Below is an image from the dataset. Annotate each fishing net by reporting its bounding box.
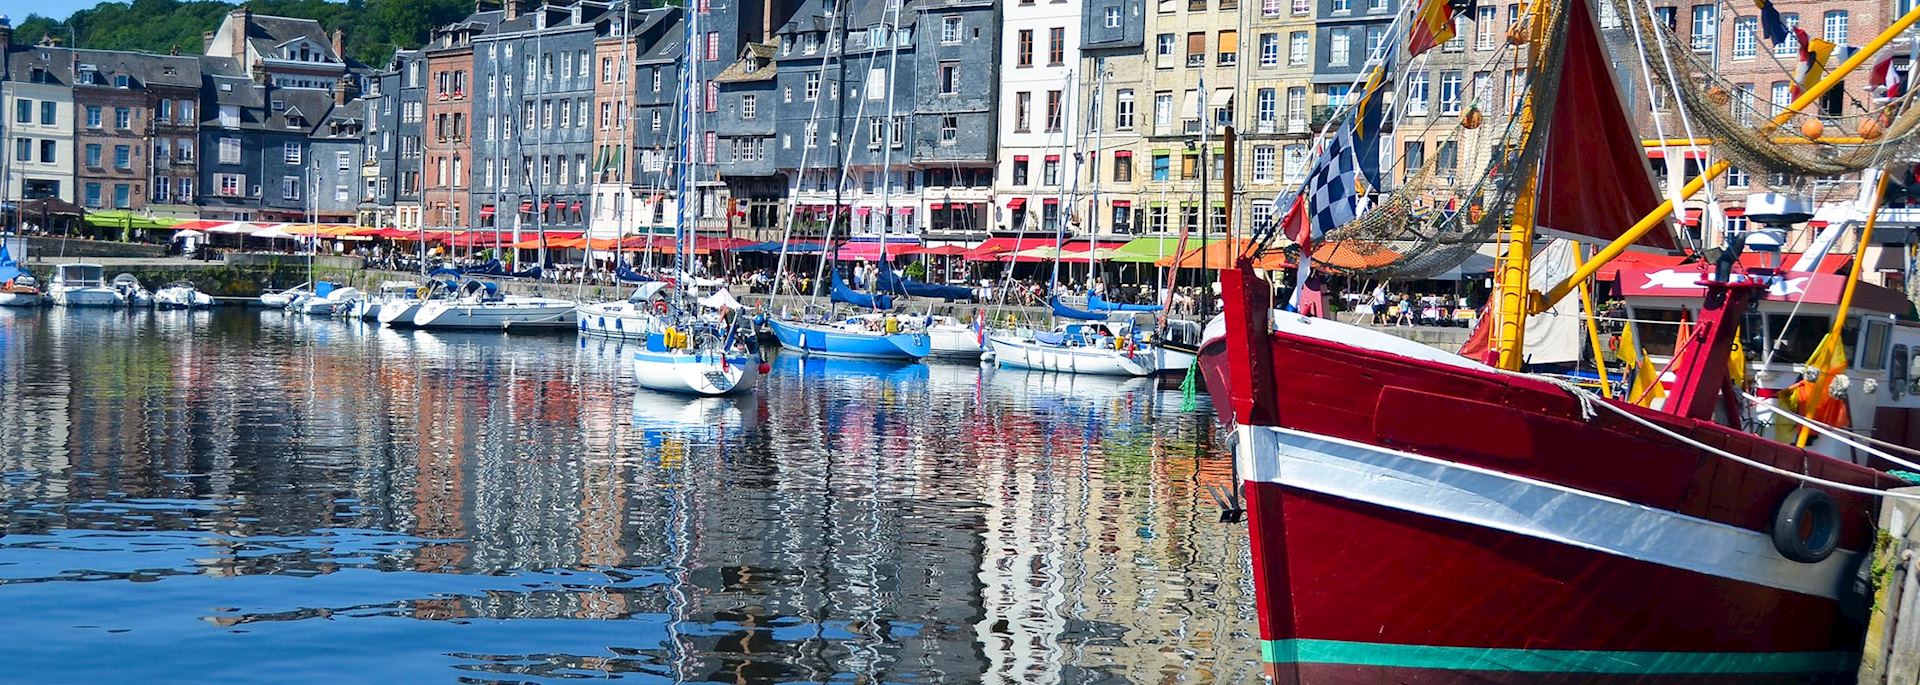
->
[1293,2,1571,280]
[1608,0,1920,178]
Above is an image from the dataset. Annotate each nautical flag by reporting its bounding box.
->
[1408,0,1457,58]
[1755,0,1790,45]
[973,307,987,347]
[1290,125,1359,312]
[1351,51,1395,190]
[1870,54,1907,102]
[1790,28,1836,99]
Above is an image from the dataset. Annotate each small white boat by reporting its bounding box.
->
[260,282,311,308]
[926,313,986,360]
[296,284,358,316]
[987,318,1198,377]
[110,273,152,307]
[630,317,765,396]
[578,281,669,339]
[347,281,423,321]
[50,264,123,307]
[152,282,214,309]
[412,281,577,330]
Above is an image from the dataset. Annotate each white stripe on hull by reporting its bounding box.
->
[1234,424,1858,600]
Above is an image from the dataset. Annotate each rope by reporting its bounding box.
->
[1738,389,1920,472]
[1548,382,1920,501]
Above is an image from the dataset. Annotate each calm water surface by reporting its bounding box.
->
[0,308,1254,684]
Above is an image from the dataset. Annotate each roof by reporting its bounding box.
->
[713,42,777,83]
[72,49,202,89]
[4,45,75,85]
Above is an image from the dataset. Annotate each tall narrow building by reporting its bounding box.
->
[995,0,1080,237]
[422,15,491,230]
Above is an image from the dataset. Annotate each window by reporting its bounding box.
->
[742,94,757,119]
[1106,7,1122,28]
[940,62,960,95]
[114,184,130,209]
[1152,152,1171,181]
[1403,141,1426,175]
[941,115,959,144]
[178,139,193,161]
[114,107,131,129]
[215,173,244,196]
[40,101,55,125]
[1046,90,1063,131]
[1114,151,1133,182]
[1330,28,1351,67]
[1440,71,1463,114]
[1406,71,1430,115]
[1726,164,1750,187]
[13,99,27,123]
[1776,13,1800,56]
[1476,7,1499,49]
[283,175,302,200]
[1735,83,1756,125]
[1018,30,1034,67]
[1256,88,1277,132]
[1253,145,1276,182]
[84,183,102,208]
[1013,156,1030,185]
[1287,87,1307,129]
[942,16,962,44]
[1049,27,1065,66]
[1690,5,1716,52]
[1044,156,1061,185]
[1653,6,1677,30]
[1771,81,1791,115]
[85,144,102,168]
[1154,91,1174,133]
[1148,204,1168,233]
[85,106,102,128]
[1824,10,1848,45]
[1436,140,1458,175]
[1264,0,1283,15]
[113,145,130,170]
[1156,34,1177,68]
[1187,32,1206,67]
[1332,0,1350,12]
[1260,33,1280,67]
[706,32,720,61]
[1015,91,1032,131]
[1289,32,1308,66]
[1116,90,1135,129]
[1732,17,1757,59]
[805,72,821,100]
[219,138,241,164]
[652,110,663,131]
[284,142,302,165]
[1181,150,1199,179]
[705,82,718,112]
[1218,30,1238,66]
[1367,25,1387,60]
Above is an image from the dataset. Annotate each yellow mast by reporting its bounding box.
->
[1537,4,1920,312]
[1795,168,1894,446]
[1486,0,1552,370]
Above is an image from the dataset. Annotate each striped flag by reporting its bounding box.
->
[1407,0,1457,57]
[1790,27,1836,99]
[1351,50,1394,190]
[1754,0,1790,45]
[1870,54,1907,102]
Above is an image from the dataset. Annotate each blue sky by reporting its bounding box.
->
[16,1,105,20]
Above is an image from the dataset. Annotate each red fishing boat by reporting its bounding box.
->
[1197,0,1920,681]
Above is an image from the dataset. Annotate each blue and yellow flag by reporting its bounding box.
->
[1351,52,1394,190]
[1408,0,1456,57]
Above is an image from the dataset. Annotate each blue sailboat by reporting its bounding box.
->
[1086,289,1160,313]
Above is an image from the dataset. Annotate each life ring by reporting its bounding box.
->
[1771,487,1840,563]
[653,299,670,315]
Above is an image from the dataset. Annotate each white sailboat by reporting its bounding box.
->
[411,280,578,329]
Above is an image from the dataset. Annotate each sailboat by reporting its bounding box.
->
[764,0,930,362]
[0,242,45,307]
[1199,0,1920,682]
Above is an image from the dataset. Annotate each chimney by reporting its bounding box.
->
[504,0,519,22]
[201,31,214,53]
[330,29,344,60]
[230,7,250,60]
[334,75,351,105]
[251,59,268,85]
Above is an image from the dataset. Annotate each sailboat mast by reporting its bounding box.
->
[1484,0,1550,371]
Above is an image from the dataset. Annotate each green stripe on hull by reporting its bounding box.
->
[1261,639,1855,674]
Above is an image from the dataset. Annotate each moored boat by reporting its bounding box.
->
[259,282,311,308]
[50,264,122,307]
[152,282,214,309]
[411,280,577,330]
[767,313,931,360]
[0,244,44,307]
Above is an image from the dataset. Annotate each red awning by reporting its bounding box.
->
[571,201,584,212]
[1114,150,1133,158]
[1680,208,1703,227]
[1112,200,1132,207]
[520,201,534,212]
[480,205,496,217]
[1645,149,1708,159]
[1724,206,1745,217]
[1013,155,1029,162]
[836,240,918,261]
[856,207,873,216]
[962,236,1053,261]
[1045,154,1060,162]
[1006,198,1027,211]
[1042,198,1059,205]
[928,203,946,210]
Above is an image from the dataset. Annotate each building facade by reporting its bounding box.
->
[422,19,486,230]
[472,2,604,239]
[2,30,77,204]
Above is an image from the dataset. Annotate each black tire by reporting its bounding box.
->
[1771,487,1840,564]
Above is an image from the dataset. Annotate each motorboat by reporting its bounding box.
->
[50,264,123,307]
[987,316,1197,377]
[925,313,986,360]
[152,282,214,309]
[259,282,311,308]
[294,282,356,316]
[110,273,152,307]
[411,280,577,330]
[346,280,422,321]
[578,281,669,339]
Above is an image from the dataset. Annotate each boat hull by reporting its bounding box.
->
[926,323,985,359]
[578,302,657,339]
[631,348,759,396]
[1196,309,1885,685]
[767,318,930,360]
[0,291,45,307]
[378,301,425,328]
[52,287,123,307]
[413,299,578,330]
[987,335,1193,376]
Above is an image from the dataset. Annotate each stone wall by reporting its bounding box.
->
[18,236,169,259]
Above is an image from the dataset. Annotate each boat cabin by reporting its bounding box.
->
[54,264,106,287]
[1619,265,1920,458]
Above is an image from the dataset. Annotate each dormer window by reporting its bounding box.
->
[113,74,130,88]
[162,66,177,76]
[287,115,306,129]
[271,99,285,111]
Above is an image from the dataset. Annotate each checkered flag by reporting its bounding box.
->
[1303,122,1360,242]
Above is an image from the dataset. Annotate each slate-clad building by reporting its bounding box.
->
[471,1,607,237]
[912,0,998,241]
[589,6,682,238]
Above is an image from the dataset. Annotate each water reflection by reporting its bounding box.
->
[0,308,1254,683]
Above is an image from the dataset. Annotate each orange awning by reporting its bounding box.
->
[1154,238,1257,269]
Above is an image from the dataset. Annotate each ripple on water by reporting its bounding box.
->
[0,308,1253,684]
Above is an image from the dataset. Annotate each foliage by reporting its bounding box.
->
[902,260,926,280]
[12,0,487,67]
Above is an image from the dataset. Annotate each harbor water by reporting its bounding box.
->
[0,308,1255,684]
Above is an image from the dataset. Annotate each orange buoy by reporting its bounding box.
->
[1506,21,1531,45]
[1859,114,1888,140]
[1706,85,1730,106]
[1801,118,1826,139]
[1462,106,1484,130]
